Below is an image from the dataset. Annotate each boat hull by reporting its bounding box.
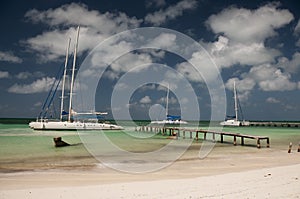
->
[29,121,124,130]
[220,119,250,127]
[151,120,188,125]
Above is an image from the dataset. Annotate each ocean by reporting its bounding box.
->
[0,119,300,173]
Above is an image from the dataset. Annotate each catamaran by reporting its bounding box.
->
[151,84,187,125]
[29,26,123,130]
[220,81,249,127]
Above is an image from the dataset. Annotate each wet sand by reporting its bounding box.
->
[1,144,300,198]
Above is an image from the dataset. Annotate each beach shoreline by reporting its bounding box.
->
[1,163,299,198]
[1,123,300,198]
[1,145,300,198]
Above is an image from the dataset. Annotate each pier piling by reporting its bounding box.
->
[137,126,270,148]
[288,142,292,153]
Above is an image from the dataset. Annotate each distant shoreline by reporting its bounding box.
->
[0,118,300,124]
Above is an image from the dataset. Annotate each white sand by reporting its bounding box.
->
[1,146,300,198]
[1,164,300,199]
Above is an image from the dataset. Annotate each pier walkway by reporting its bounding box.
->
[249,122,300,128]
[136,126,270,148]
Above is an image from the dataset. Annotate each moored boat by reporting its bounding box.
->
[29,26,123,131]
[220,81,249,127]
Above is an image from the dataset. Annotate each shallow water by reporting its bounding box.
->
[0,121,299,172]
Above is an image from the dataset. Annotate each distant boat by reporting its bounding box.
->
[151,84,187,125]
[220,81,249,127]
[29,26,123,131]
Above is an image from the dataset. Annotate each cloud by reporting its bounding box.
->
[227,63,298,95]
[0,71,10,79]
[140,96,152,104]
[15,72,31,79]
[294,20,300,47]
[83,32,177,80]
[203,3,297,95]
[206,35,280,68]
[151,33,177,49]
[145,0,197,26]
[296,39,300,47]
[34,102,43,107]
[176,49,221,83]
[203,3,294,69]
[225,77,255,101]
[139,83,157,91]
[114,82,129,90]
[146,0,166,8]
[23,3,141,63]
[277,52,300,73]
[8,77,56,94]
[15,71,45,79]
[110,52,153,73]
[176,61,202,82]
[294,19,300,35]
[25,3,141,33]
[23,28,81,62]
[249,64,297,91]
[157,96,177,104]
[225,77,255,92]
[0,51,22,63]
[266,97,280,103]
[86,49,154,80]
[206,2,294,43]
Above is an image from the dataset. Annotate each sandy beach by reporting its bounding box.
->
[1,145,300,198]
[1,164,300,199]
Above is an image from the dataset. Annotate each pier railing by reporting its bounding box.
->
[135,126,270,148]
[249,122,300,128]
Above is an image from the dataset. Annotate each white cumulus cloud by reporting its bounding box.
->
[15,71,45,79]
[207,35,280,68]
[0,71,10,79]
[249,64,297,91]
[145,0,197,26]
[294,19,300,35]
[227,63,299,95]
[8,77,56,94]
[277,52,300,73]
[23,3,141,63]
[0,51,22,63]
[140,96,152,104]
[203,3,294,70]
[206,2,294,43]
[266,97,280,103]
[146,0,166,8]
[25,3,141,34]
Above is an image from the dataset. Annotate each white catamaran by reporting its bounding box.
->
[151,84,187,125]
[220,81,249,127]
[29,26,123,130]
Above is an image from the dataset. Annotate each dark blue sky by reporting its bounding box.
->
[0,0,300,121]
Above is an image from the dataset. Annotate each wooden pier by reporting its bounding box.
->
[249,122,300,128]
[136,126,270,148]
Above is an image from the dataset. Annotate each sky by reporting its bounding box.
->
[0,0,300,121]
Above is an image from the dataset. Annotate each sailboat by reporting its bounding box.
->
[220,81,249,127]
[29,26,123,130]
[151,84,187,125]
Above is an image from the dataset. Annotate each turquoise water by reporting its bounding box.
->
[0,121,299,172]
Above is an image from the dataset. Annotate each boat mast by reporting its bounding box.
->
[68,26,80,122]
[233,81,238,121]
[166,84,169,118]
[60,37,71,121]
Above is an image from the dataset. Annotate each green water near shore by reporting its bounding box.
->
[0,120,299,173]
